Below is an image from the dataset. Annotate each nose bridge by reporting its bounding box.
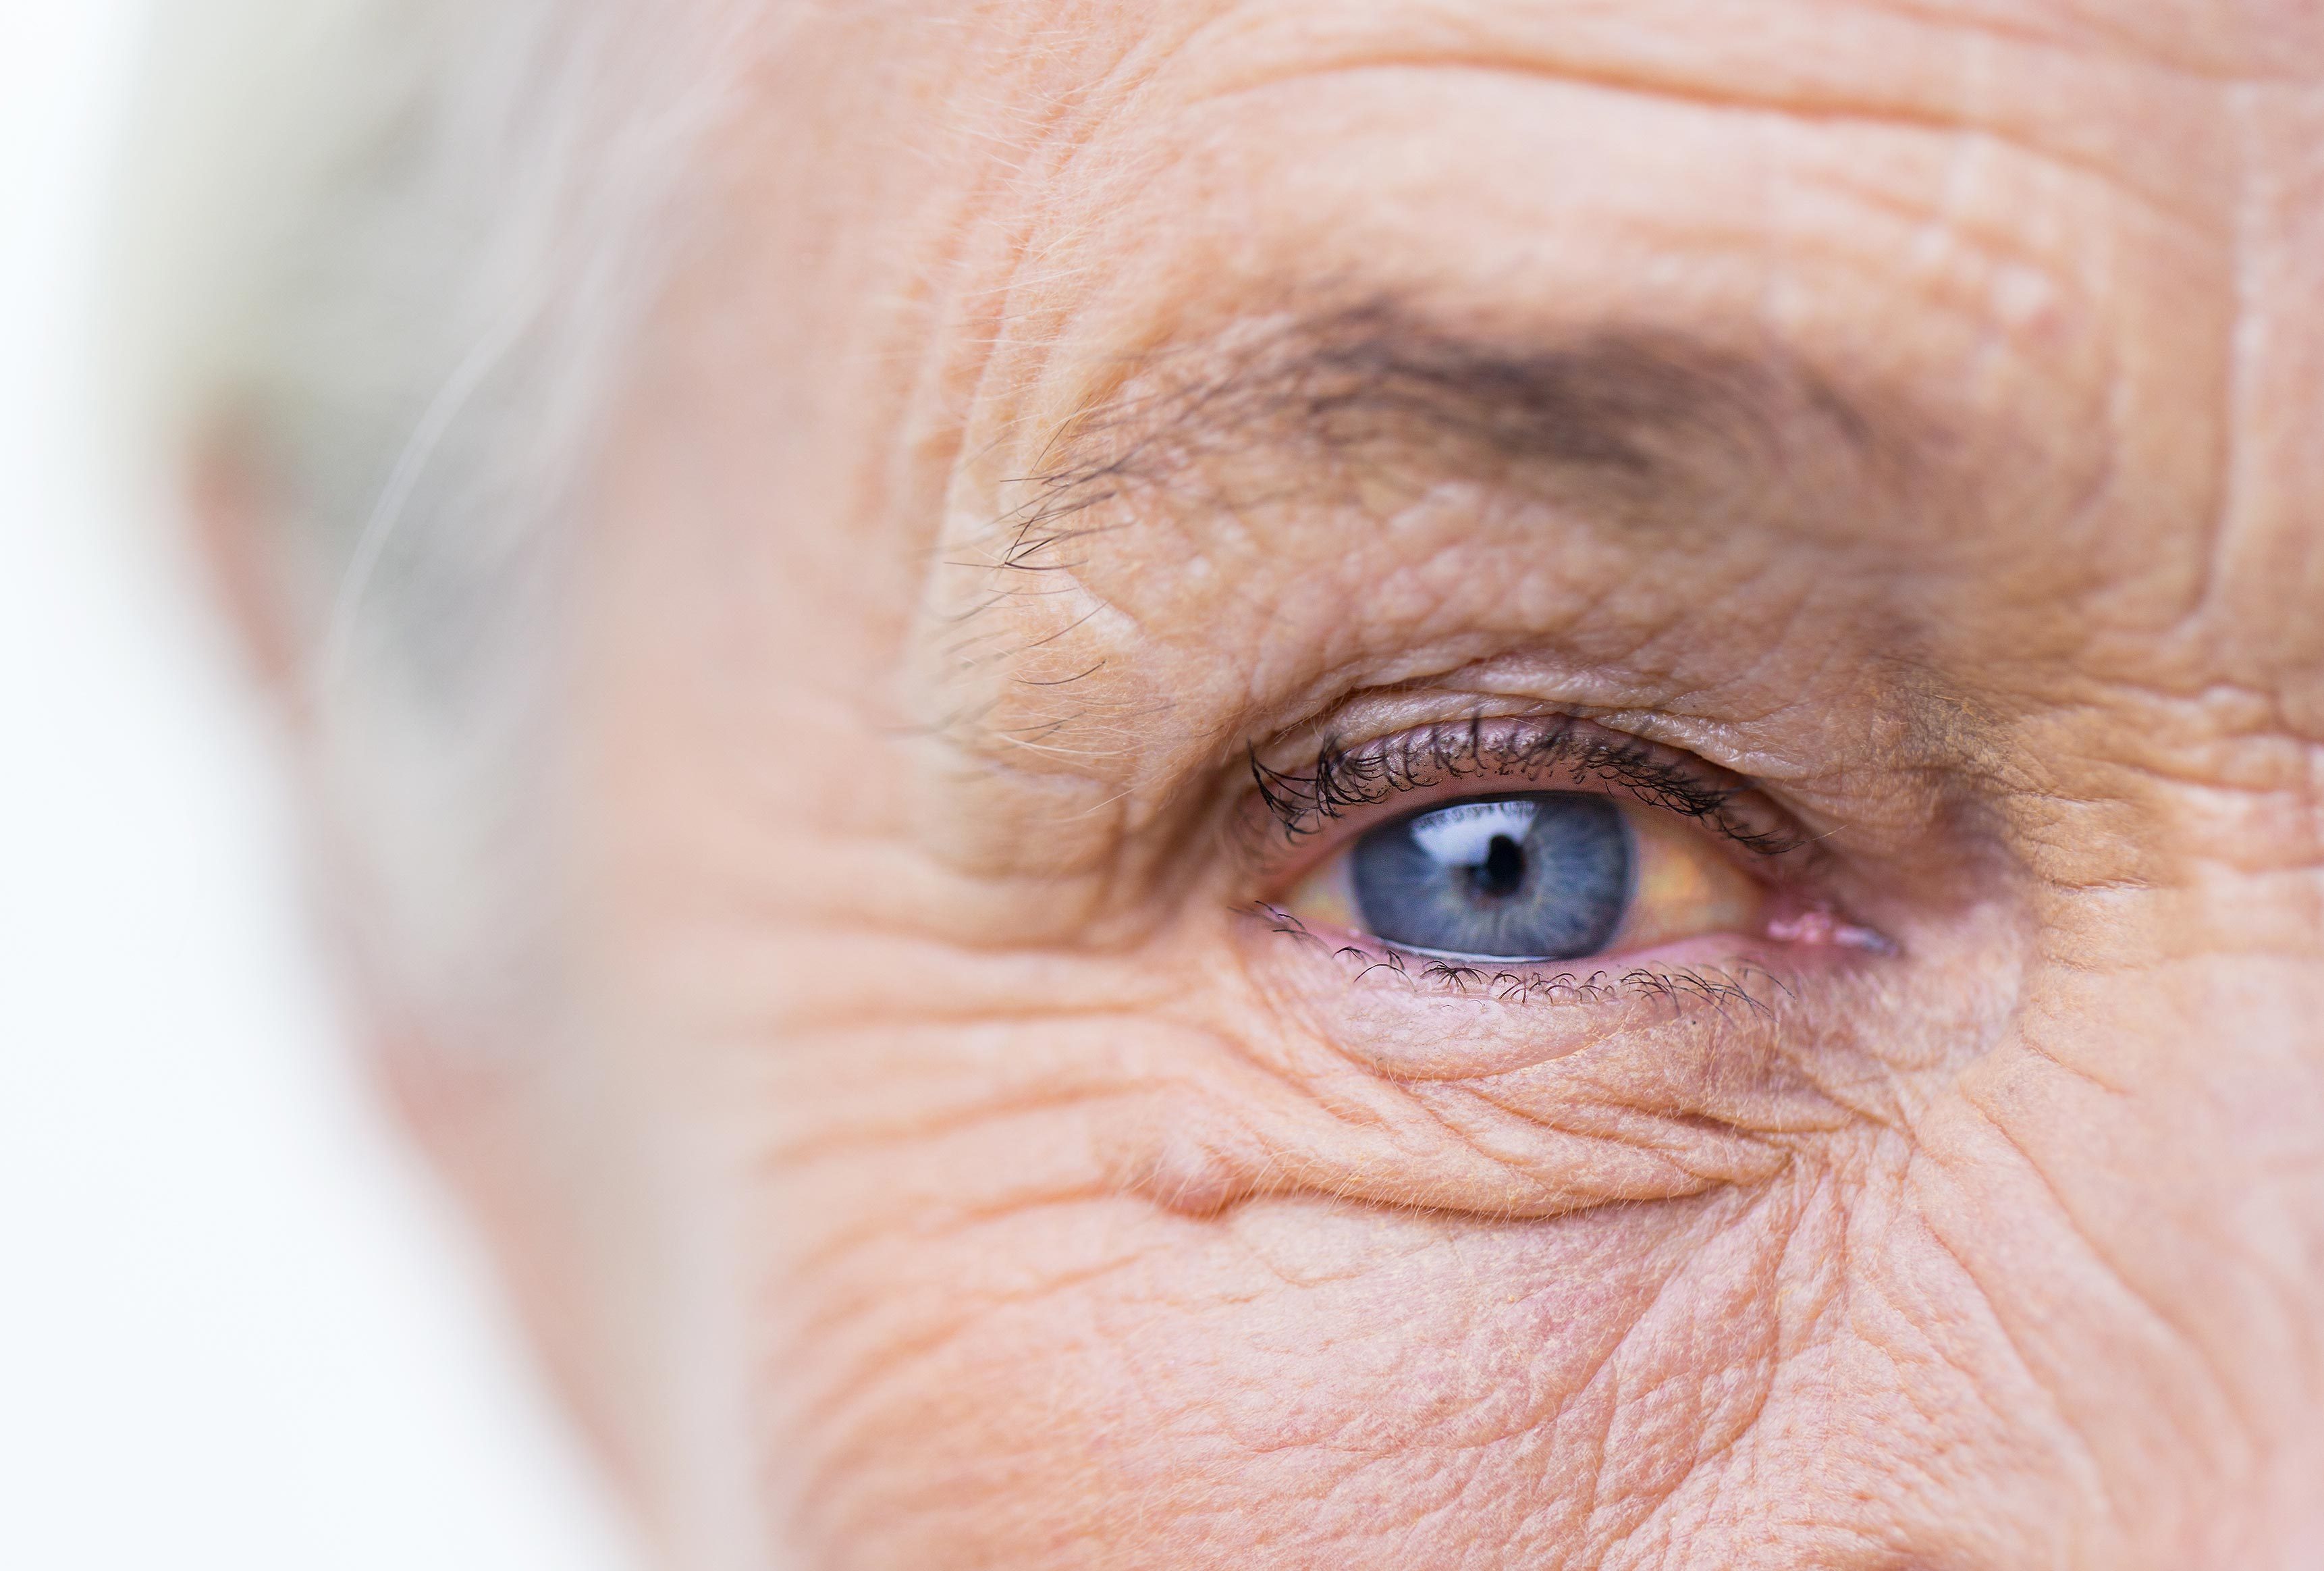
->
[2212,1459,2324,1571]
[1954,940,2324,1562]
[2128,946,2324,1514]
[2170,728,2324,972]
[2200,78,2324,710]
[1950,705,2324,1537]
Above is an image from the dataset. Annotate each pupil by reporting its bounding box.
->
[1474,833,1526,899]
[1348,791,1632,961]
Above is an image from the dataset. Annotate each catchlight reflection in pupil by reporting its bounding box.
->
[1351,793,1634,959]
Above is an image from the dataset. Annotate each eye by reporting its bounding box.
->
[1278,791,1766,962]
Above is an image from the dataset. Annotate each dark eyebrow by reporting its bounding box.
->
[1010,300,1892,548]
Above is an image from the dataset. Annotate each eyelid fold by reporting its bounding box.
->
[1246,712,1809,871]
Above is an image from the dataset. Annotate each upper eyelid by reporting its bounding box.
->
[1244,713,1808,860]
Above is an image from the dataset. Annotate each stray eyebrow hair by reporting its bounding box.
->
[1007,300,1891,552]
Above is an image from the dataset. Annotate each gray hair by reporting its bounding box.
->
[113,0,756,1034]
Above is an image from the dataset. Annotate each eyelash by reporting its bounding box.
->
[1234,710,1889,1005]
[1245,711,1803,859]
[1250,899,1796,1011]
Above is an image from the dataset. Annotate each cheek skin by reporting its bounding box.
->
[711,882,2057,1569]
[737,922,2074,1571]
[771,1186,1805,1566]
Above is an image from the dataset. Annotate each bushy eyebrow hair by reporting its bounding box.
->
[1006,300,1889,545]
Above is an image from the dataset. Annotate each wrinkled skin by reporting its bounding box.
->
[259,1,2324,1566]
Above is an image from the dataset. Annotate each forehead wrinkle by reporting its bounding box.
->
[1846,0,2324,81]
[1170,0,2277,216]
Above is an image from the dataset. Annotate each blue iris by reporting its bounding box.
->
[1350,793,1633,960]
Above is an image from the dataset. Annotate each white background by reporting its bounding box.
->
[0,7,637,1566]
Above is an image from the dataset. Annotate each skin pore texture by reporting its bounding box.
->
[265,1,2324,1566]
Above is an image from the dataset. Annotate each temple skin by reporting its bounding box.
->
[250,1,2324,1566]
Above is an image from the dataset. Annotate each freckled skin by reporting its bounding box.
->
[271,1,2324,1566]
